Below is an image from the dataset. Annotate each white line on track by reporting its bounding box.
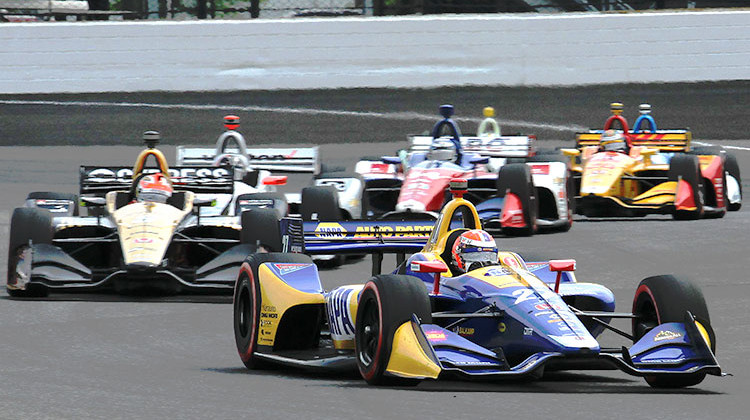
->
[693,140,750,152]
[0,99,586,132]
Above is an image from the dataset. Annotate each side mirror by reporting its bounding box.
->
[469,156,489,165]
[410,260,449,273]
[262,175,288,186]
[193,198,216,208]
[410,260,449,295]
[549,259,576,272]
[81,196,106,207]
[640,148,657,157]
[548,259,576,293]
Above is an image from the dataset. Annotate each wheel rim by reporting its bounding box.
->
[357,297,380,367]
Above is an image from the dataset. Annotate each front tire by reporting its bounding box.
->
[497,163,537,236]
[355,274,432,386]
[725,153,742,211]
[233,252,316,369]
[233,266,263,369]
[668,154,704,220]
[7,208,53,298]
[632,275,714,388]
[26,191,79,216]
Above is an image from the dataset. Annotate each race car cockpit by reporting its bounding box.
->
[422,179,483,272]
[118,131,190,211]
[418,104,489,169]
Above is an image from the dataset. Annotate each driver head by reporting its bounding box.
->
[428,140,457,162]
[213,153,249,181]
[600,129,627,152]
[136,173,172,204]
[451,229,498,273]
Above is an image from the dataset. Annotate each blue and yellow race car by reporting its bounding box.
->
[233,179,723,388]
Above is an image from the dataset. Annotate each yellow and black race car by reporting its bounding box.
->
[564,103,741,219]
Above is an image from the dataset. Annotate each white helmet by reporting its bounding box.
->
[428,139,457,162]
[600,130,627,152]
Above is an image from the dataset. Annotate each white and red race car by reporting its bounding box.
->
[310,105,573,236]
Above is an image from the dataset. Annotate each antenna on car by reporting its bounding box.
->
[143,131,160,149]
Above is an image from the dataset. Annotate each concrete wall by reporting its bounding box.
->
[1,10,748,93]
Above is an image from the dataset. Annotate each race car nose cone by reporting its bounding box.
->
[126,262,158,277]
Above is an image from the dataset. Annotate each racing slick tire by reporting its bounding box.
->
[668,154,704,220]
[315,171,365,219]
[724,153,742,211]
[301,186,341,221]
[632,275,715,388]
[233,253,317,369]
[240,208,282,252]
[687,147,741,212]
[301,186,346,266]
[496,163,537,236]
[235,192,288,219]
[320,163,347,173]
[7,207,53,298]
[355,274,432,386]
[26,191,79,216]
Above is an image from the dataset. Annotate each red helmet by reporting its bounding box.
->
[136,173,173,203]
[450,229,498,272]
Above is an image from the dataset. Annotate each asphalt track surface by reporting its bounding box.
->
[1,83,749,419]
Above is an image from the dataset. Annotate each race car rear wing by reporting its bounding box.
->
[79,166,234,196]
[176,145,320,174]
[410,135,535,158]
[575,130,692,152]
[281,217,434,275]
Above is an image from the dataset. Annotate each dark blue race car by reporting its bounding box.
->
[232,180,723,388]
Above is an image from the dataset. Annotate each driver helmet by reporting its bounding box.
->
[450,229,498,272]
[136,173,173,204]
[600,129,627,152]
[428,139,457,162]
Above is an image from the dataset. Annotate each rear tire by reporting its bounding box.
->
[301,187,341,221]
[240,208,281,252]
[724,153,742,211]
[302,186,345,267]
[668,154,704,220]
[235,192,287,218]
[497,163,537,236]
[355,274,432,386]
[7,208,53,298]
[632,275,714,388]
[26,191,79,216]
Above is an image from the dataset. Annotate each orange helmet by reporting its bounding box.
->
[450,229,498,272]
[136,173,172,203]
